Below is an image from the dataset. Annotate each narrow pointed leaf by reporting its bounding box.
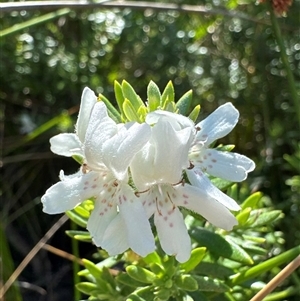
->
[193,275,230,292]
[176,90,193,115]
[126,265,156,284]
[122,80,145,111]
[123,98,142,122]
[241,192,263,210]
[180,247,206,273]
[66,210,88,228]
[161,81,174,107]
[147,81,161,111]
[114,80,126,118]
[98,94,122,123]
[189,105,200,122]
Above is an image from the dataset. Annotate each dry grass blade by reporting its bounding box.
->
[250,255,300,301]
[0,214,69,299]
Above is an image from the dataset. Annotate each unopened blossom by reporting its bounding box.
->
[42,93,155,257]
[130,105,254,262]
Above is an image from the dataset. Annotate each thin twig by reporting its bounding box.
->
[0,0,270,25]
[0,215,69,299]
[250,255,300,301]
[42,243,84,265]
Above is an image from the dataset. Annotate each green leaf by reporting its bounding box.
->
[231,245,300,285]
[236,207,252,226]
[147,80,161,111]
[250,210,283,227]
[193,275,230,292]
[190,228,253,265]
[65,230,91,242]
[82,259,103,279]
[98,94,122,123]
[127,286,154,301]
[66,210,88,228]
[176,90,193,115]
[78,257,118,277]
[116,272,145,288]
[210,178,233,191]
[161,81,175,107]
[126,265,157,284]
[122,80,145,111]
[174,274,198,291]
[180,247,206,273]
[195,262,233,279]
[102,266,116,291]
[123,98,142,122]
[189,105,200,122]
[73,205,90,218]
[143,251,162,266]
[75,282,98,295]
[241,192,263,210]
[114,80,126,118]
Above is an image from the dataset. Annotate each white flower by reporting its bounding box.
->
[42,99,155,257]
[50,87,97,158]
[189,103,255,182]
[130,105,254,262]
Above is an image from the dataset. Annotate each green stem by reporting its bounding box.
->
[0,8,70,38]
[230,245,300,285]
[269,6,300,126]
[71,221,81,301]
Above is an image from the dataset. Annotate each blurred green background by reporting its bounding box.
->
[1,0,299,300]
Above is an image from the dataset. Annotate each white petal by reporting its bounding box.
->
[50,133,83,157]
[41,171,102,214]
[103,184,155,257]
[152,117,192,183]
[192,149,255,182]
[76,87,97,143]
[176,184,238,231]
[87,197,118,248]
[102,123,151,181]
[84,102,117,169]
[154,207,191,263]
[186,169,240,211]
[195,103,239,145]
[146,110,195,130]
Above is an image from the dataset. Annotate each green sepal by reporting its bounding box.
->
[65,230,91,242]
[193,275,230,292]
[176,90,193,115]
[180,247,206,273]
[122,80,145,111]
[250,210,283,228]
[190,228,253,265]
[147,80,161,111]
[241,192,263,210]
[98,94,122,123]
[123,98,142,122]
[189,105,200,122]
[72,154,84,165]
[116,272,145,288]
[215,144,235,152]
[174,274,198,291]
[161,81,175,107]
[66,210,88,228]
[114,80,126,119]
[126,265,157,284]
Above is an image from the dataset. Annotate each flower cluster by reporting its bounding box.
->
[42,84,255,262]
